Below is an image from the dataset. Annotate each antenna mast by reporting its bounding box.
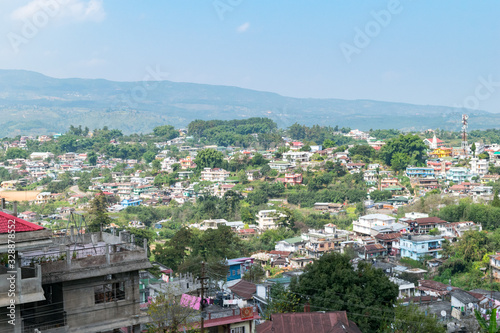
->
[461,114,469,158]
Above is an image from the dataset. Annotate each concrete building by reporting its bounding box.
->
[256,210,285,231]
[447,167,473,183]
[200,168,230,182]
[470,157,489,177]
[353,214,396,236]
[405,167,435,178]
[0,210,151,333]
[400,234,444,260]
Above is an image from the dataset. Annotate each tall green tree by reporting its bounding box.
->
[290,252,398,332]
[381,303,446,333]
[86,191,111,232]
[194,149,224,169]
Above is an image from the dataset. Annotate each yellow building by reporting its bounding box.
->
[430,147,452,158]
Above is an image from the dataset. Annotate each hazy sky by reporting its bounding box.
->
[1,0,499,112]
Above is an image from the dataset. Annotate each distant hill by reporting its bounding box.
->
[0,69,495,137]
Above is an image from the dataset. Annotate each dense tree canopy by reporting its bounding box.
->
[379,134,427,171]
[290,252,398,332]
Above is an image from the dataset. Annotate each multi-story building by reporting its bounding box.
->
[200,168,230,182]
[255,210,285,231]
[470,157,489,177]
[353,214,396,236]
[447,167,473,183]
[282,151,310,164]
[426,160,452,177]
[284,173,302,185]
[406,167,435,178]
[0,211,151,333]
[400,234,444,260]
[408,217,447,234]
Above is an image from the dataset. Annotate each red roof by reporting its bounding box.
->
[0,211,44,234]
[229,280,256,300]
[257,312,362,333]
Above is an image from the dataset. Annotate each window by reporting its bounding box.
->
[231,327,245,333]
[95,282,125,304]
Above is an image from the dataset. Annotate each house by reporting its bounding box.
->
[389,277,415,299]
[275,237,304,253]
[447,167,473,183]
[470,157,489,177]
[417,280,455,297]
[284,173,302,185]
[269,161,293,172]
[34,191,52,204]
[257,312,362,333]
[400,234,444,260]
[429,147,452,158]
[200,168,230,182]
[229,280,257,300]
[256,210,285,231]
[450,289,480,318]
[282,151,310,164]
[408,217,447,234]
[427,160,452,177]
[226,257,254,282]
[375,232,401,256]
[405,167,435,178]
[411,178,440,190]
[121,198,142,207]
[489,253,500,282]
[0,212,151,333]
[353,214,396,236]
[437,221,482,238]
[358,243,388,259]
[198,219,228,230]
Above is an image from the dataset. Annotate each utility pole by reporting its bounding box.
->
[199,261,208,333]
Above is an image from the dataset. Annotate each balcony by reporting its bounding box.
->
[0,265,45,307]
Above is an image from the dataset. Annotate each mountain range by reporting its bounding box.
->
[0,69,495,137]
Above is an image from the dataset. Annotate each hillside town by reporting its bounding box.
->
[2,118,500,333]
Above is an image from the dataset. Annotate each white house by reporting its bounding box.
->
[256,210,285,231]
[353,214,396,236]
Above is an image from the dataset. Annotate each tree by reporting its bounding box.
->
[5,147,28,160]
[83,153,96,167]
[474,308,499,333]
[471,142,477,158]
[380,134,427,170]
[146,291,199,333]
[381,303,446,333]
[237,169,248,184]
[152,159,161,170]
[86,191,111,232]
[143,151,156,164]
[153,125,179,140]
[369,190,392,202]
[492,190,500,208]
[290,252,398,332]
[242,265,265,283]
[194,149,224,169]
[264,283,301,319]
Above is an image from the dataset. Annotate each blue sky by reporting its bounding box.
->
[0,0,499,112]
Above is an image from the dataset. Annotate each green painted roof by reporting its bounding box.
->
[282,236,303,244]
[267,277,292,284]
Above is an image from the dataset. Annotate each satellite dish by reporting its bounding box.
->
[468,303,474,309]
[447,286,452,291]
[441,310,446,317]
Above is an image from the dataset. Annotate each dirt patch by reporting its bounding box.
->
[0,191,41,202]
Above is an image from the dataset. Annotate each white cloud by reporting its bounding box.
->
[237,22,250,33]
[11,0,106,23]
